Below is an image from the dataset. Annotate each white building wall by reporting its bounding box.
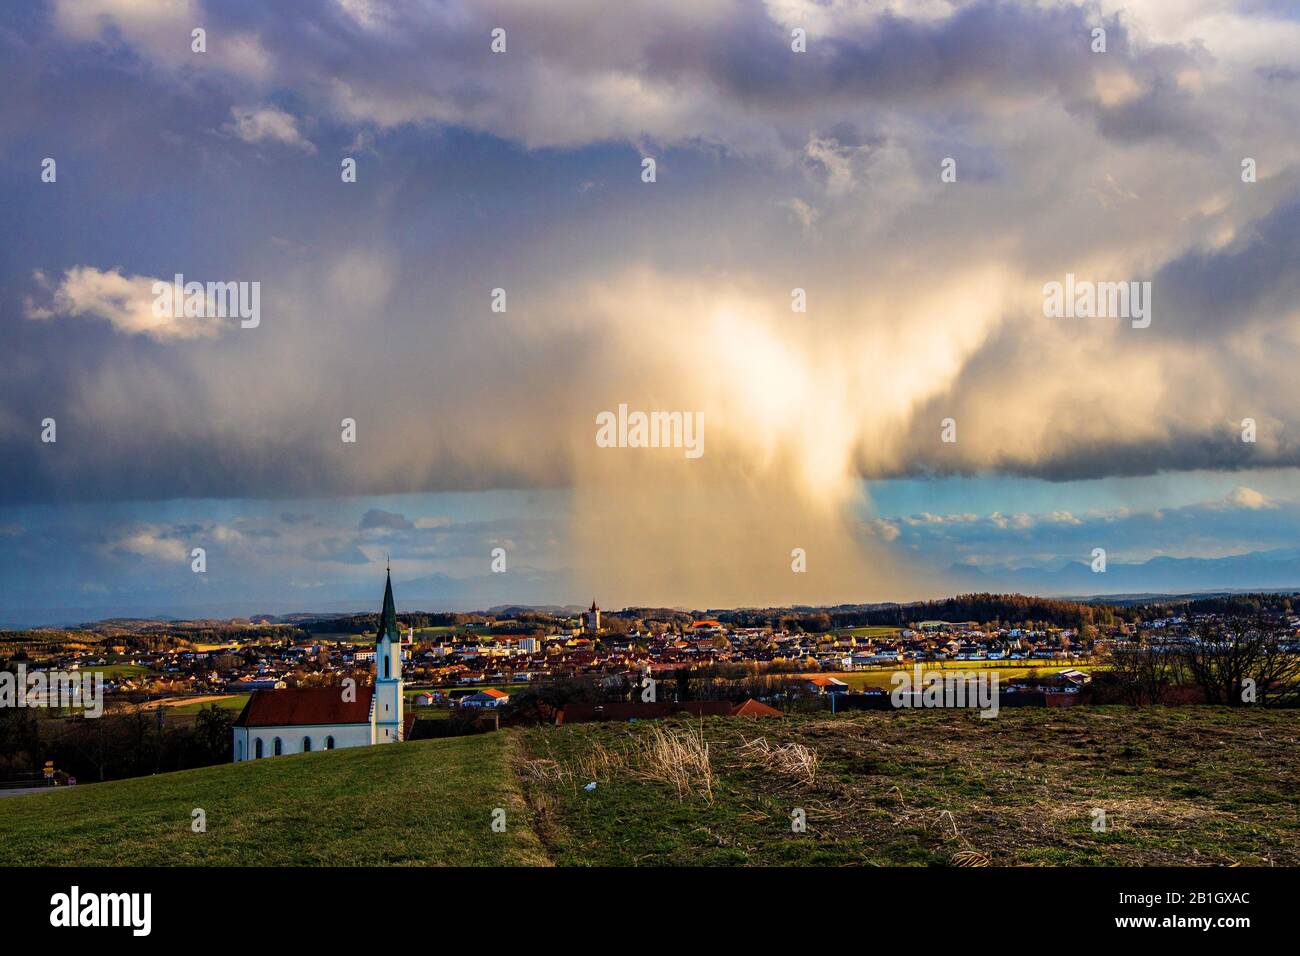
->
[234,722,374,761]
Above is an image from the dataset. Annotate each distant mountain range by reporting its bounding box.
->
[8,547,1300,630]
[0,568,575,629]
[951,547,1300,597]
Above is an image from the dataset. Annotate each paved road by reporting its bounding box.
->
[0,786,65,799]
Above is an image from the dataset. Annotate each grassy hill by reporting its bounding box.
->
[2,707,1297,866]
[519,706,1300,866]
[0,732,547,866]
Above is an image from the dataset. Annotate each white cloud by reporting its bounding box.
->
[224,105,316,153]
[1224,486,1275,510]
[111,528,189,563]
[863,518,901,541]
[25,267,225,342]
[53,0,195,42]
[53,0,272,78]
[804,136,864,197]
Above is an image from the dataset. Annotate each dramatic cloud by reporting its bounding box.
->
[2,0,1300,610]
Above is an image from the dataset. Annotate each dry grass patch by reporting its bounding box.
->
[627,722,714,802]
[735,736,819,787]
[520,720,715,803]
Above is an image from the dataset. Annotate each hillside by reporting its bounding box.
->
[2,707,1298,866]
[518,707,1300,866]
[0,732,547,866]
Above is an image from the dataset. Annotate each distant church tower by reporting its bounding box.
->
[373,568,404,743]
[585,600,601,635]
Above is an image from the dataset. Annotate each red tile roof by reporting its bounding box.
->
[234,686,374,727]
[731,699,783,717]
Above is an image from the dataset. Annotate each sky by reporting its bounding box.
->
[2,0,1300,625]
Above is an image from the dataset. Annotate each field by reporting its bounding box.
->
[412,625,462,637]
[833,626,903,638]
[165,694,249,716]
[309,632,378,645]
[517,707,1300,866]
[0,733,546,866]
[797,662,1102,691]
[91,663,156,679]
[1,707,1296,866]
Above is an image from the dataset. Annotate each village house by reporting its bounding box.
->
[459,688,510,708]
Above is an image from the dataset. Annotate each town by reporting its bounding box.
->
[5,589,1299,781]
[5,596,1113,715]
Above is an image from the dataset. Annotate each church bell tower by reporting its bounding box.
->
[373,568,404,743]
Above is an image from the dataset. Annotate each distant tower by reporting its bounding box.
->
[373,569,404,743]
[585,600,601,635]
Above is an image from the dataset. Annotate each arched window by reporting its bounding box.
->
[325,736,335,750]
[273,737,283,756]
[302,737,312,752]
[385,654,390,679]
[236,740,244,761]
[255,738,263,759]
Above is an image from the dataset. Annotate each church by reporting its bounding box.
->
[232,570,410,762]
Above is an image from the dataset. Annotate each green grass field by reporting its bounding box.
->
[796,662,1101,691]
[89,663,156,679]
[0,733,546,866]
[311,632,377,645]
[167,694,250,716]
[2,707,1295,866]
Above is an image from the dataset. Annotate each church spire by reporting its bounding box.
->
[377,568,399,643]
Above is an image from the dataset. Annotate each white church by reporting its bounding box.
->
[232,570,409,762]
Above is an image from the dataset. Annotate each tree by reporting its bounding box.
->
[1102,639,1178,705]
[194,704,235,761]
[1180,616,1300,706]
[675,667,691,702]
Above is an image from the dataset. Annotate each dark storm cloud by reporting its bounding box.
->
[359,509,413,530]
[699,2,1200,133]
[0,0,1296,512]
[1154,194,1300,338]
[24,0,1206,148]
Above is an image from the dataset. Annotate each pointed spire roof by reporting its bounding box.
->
[377,569,399,643]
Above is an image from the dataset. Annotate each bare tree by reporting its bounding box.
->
[1181,616,1300,706]
[1103,639,1179,705]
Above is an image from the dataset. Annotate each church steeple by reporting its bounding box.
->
[377,568,399,643]
[372,568,404,742]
